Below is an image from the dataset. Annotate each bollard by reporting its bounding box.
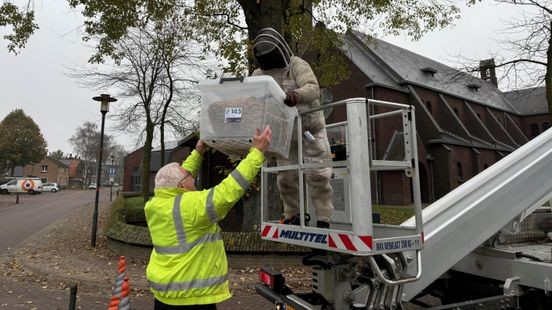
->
[68,284,78,310]
[16,193,19,204]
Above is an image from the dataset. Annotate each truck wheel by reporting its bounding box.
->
[29,190,35,195]
[1,189,8,195]
[52,189,57,193]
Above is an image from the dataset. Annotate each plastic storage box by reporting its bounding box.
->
[198,76,297,159]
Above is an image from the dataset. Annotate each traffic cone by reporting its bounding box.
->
[112,256,126,297]
[107,295,120,310]
[118,276,131,310]
[107,256,131,310]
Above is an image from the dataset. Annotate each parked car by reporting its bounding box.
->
[88,183,97,189]
[42,182,60,192]
[0,178,43,195]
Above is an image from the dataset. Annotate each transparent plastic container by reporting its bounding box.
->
[198,76,296,159]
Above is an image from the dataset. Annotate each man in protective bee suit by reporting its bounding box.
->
[145,126,272,309]
[251,27,333,229]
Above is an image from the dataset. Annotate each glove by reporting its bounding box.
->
[284,91,299,107]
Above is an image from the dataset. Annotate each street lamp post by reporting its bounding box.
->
[110,156,114,202]
[91,94,117,248]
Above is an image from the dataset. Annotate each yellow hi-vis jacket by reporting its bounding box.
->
[145,148,265,305]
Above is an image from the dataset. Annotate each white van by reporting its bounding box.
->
[0,178,43,195]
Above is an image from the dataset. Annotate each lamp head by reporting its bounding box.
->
[92,94,117,113]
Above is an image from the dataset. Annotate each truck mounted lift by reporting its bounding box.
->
[255,98,552,309]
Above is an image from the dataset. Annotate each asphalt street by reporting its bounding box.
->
[0,188,110,254]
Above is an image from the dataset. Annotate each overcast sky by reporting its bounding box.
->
[0,1,536,155]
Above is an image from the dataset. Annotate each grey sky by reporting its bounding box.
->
[0,1,535,155]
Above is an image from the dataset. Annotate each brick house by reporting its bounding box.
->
[61,158,84,187]
[59,158,101,188]
[323,32,549,205]
[22,156,69,186]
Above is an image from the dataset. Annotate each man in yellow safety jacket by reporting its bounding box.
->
[145,126,272,309]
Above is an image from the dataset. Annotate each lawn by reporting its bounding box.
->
[373,205,418,225]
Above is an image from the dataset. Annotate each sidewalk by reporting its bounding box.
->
[0,194,309,309]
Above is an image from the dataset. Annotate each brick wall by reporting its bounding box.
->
[379,171,411,205]
[430,144,451,200]
[123,148,144,192]
[521,115,550,139]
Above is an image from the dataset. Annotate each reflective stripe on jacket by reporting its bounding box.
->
[145,148,265,305]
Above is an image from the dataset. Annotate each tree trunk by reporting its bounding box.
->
[547,21,552,124]
[160,126,165,168]
[141,122,155,203]
[160,63,174,168]
[239,0,286,74]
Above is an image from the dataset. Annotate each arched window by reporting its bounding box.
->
[543,122,550,131]
[453,107,459,117]
[530,123,540,138]
[477,113,481,119]
[426,101,432,114]
[456,162,463,179]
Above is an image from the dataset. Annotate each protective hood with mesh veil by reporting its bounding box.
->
[253,28,293,70]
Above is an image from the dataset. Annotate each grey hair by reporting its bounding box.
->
[155,162,187,189]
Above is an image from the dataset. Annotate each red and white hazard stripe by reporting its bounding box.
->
[328,233,372,252]
[260,225,279,239]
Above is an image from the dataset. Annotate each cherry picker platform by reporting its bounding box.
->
[255,97,552,310]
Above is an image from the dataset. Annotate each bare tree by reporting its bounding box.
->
[498,1,551,122]
[68,23,207,201]
[461,1,551,121]
[69,121,122,187]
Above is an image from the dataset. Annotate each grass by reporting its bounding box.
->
[373,205,416,225]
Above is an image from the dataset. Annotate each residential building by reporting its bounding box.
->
[22,157,69,186]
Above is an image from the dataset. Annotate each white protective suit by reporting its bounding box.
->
[252,28,334,224]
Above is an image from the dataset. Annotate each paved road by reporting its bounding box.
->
[0,189,113,254]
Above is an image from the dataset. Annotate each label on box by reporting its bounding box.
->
[225,107,242,123]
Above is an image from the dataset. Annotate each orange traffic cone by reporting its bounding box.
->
[107,256,131,310]
[107,295,119,310]
[118,276,131,310]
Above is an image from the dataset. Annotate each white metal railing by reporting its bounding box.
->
[260,98,424,258]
